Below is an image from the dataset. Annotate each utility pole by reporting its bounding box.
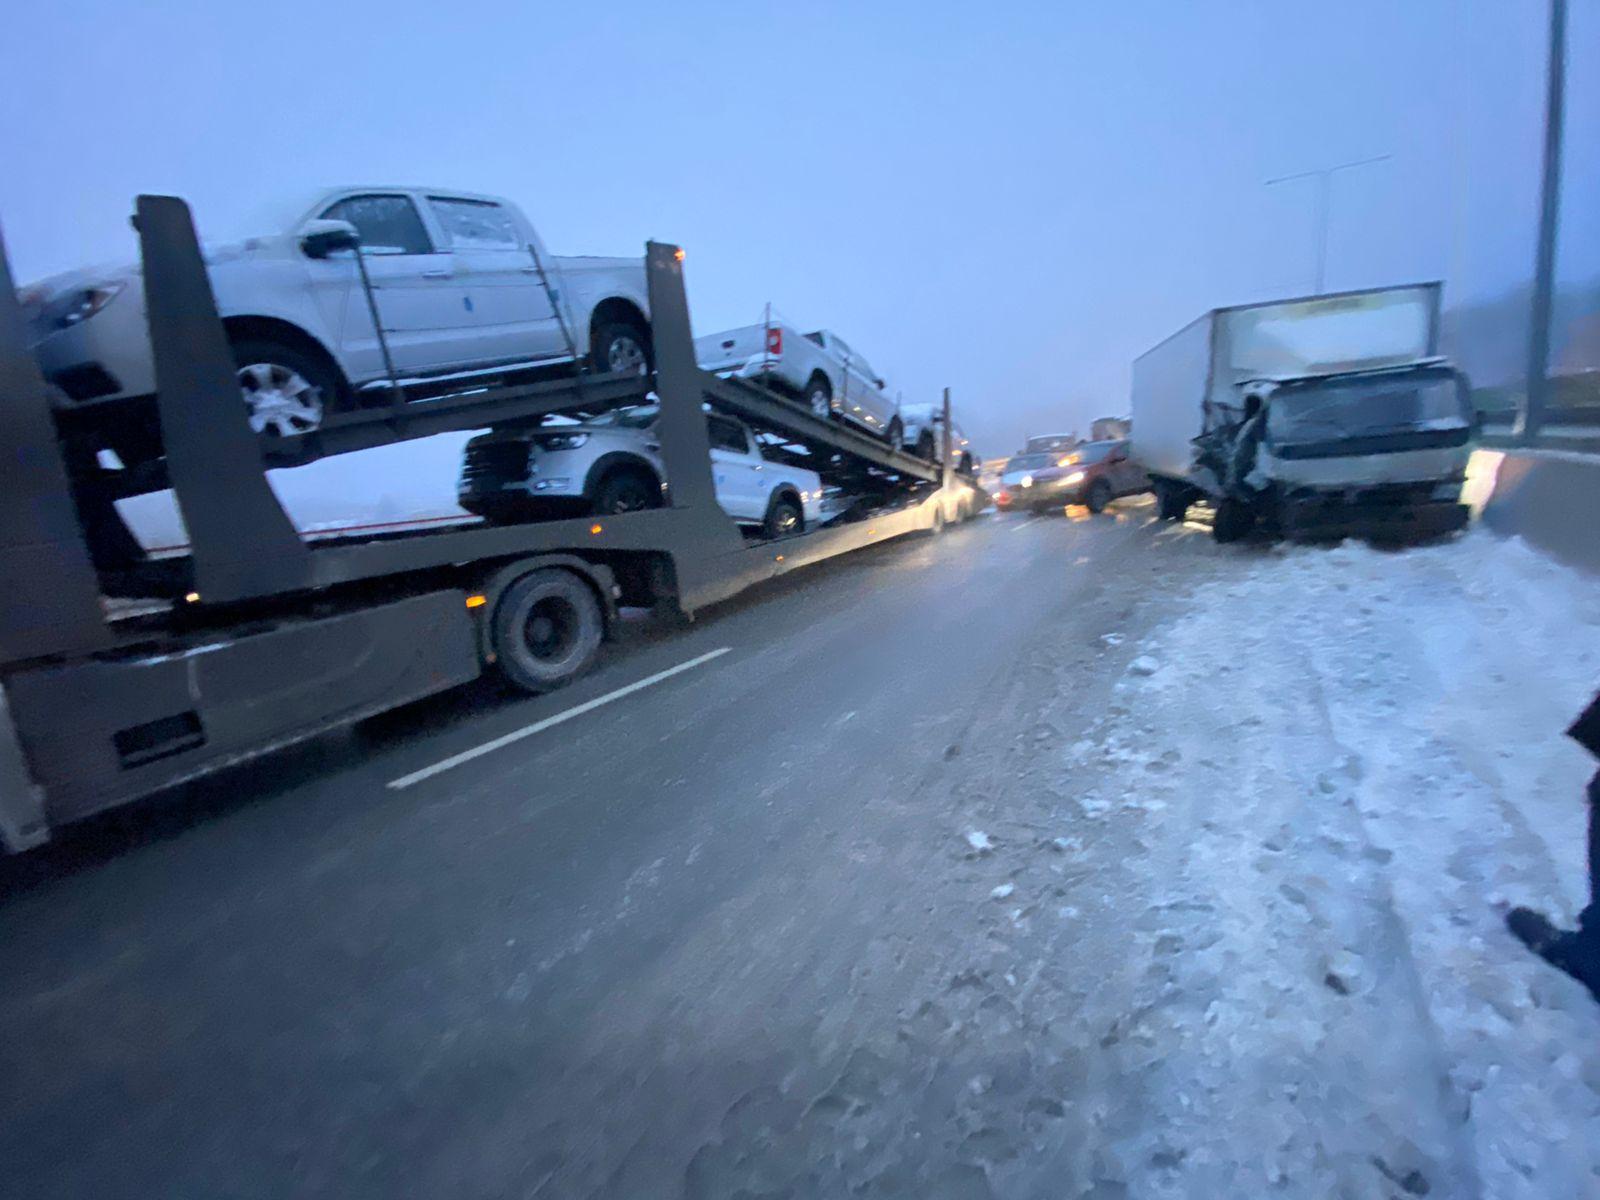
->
[1265,154,1392,294]
[1520,0,1567,440]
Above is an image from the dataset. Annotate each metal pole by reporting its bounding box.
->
[1314,174,1331,294]
[1265,154,1390,295]
[351,248,403,408]
[1521,0,1567,441]
[941,387,953,493]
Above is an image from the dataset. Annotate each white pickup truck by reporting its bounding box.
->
[695,319,902,444]
[20,186,652,451]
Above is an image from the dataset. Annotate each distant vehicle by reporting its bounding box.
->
[1023,432,1078,455]
[993,451,1054,511]
[898,402,975,470]
[1017,439,1149,514]
[695,319,901,443]
[21,186,652,456]
[458,404,823,538]
[1131,283,1473,541]
[1090,416,1131,440]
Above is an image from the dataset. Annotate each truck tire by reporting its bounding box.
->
[1155,482,1189,521]
[1212,498,1255,544]
[490,568,604,694]
[763,492,804,539]
[805,375,833,420]
[914,429,937,460]
[885,415,903,447]
[591,465,661,514]
[231,336,345,438]
[590,320,652,378]
[1086,478,1112,514]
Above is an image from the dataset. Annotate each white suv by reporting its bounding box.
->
[459,406,823,537]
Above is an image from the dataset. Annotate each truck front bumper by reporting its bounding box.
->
[1277,494,1469,541]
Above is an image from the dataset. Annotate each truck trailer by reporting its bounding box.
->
[1130,283,1474,542]
[0,196,980,852]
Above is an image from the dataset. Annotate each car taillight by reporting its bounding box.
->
[766,327,783,356]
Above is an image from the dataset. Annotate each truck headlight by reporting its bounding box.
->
[1062,470,1085,486]
[534,433,589,451]
[41,281,126,330]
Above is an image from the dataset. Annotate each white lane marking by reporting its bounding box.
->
[1011,517,1043,532]
[386,647,732,790]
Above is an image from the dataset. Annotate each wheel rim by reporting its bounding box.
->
[809,388,830,417]
[774,505,799,535]
[238,362,324,436]
[605,481,652,513]
[522,596,580,662]
[607,334,648,376]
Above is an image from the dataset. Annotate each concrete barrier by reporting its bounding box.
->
[1474,448,1600,574]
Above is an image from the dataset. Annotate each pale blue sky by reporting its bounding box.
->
[2,0,1594,462]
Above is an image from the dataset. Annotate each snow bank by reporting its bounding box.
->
[1106,531,1599,1197]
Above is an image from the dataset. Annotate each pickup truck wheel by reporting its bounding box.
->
[805,376,833,420]
[592,466,661,514]
[763,493,803,539]
[1212,498,1255,543]
[591,321,651,378]
[491,569,603,694]
[885,416,904,447]
[1086,478,1113,514]
[232,338,341,437]
[914,430,936,460]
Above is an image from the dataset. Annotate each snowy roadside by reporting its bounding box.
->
[1100,530,1600,1197]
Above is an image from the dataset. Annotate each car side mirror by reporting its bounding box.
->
[299,218,361,259]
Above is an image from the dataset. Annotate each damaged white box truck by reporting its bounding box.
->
[1130,283,1475,542]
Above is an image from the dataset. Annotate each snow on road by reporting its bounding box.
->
[1095,531,1600,1197]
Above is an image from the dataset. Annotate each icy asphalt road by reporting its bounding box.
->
[2,503,1596,1199]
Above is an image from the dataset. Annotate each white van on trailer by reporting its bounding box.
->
[1130,283,1474,542]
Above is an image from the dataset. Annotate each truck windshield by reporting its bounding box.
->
[1267,372,1467,443]
[1004,454,1052,472]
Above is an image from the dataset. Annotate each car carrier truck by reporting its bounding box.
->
[1130,283,1475,542]
[0,196,980,852]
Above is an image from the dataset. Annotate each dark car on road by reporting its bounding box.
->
[999,439,1150,514]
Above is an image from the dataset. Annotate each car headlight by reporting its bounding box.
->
[1062,470,1085,486]
[534,432,589,451]
[40,282,126,330]
[1020,474,1033,487]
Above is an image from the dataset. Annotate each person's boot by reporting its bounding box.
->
[1507,906,1600,1004]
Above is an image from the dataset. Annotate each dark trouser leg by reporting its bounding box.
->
[1581,770,1600,932]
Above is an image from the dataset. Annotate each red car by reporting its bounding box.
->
[997,440,1150,514]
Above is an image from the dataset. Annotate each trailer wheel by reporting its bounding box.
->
[1212,498,1255,544]
[805,375,833,419]
[763,492,804,539]
[491,569,604,693]
[1086,479,1112,514]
